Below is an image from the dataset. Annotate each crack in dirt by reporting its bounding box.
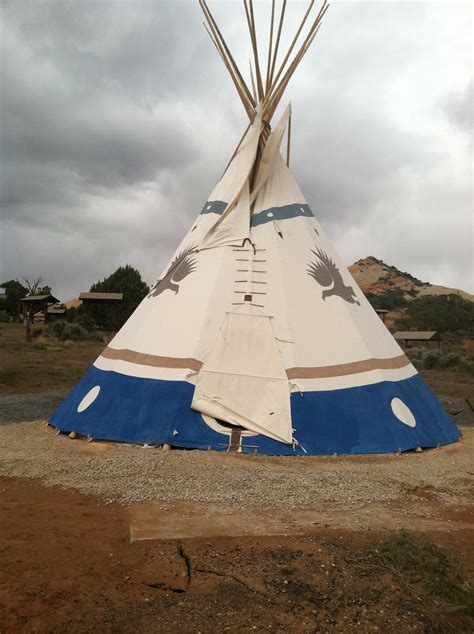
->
[192,566,274,602]
[142,581,186,594]
[177,541,192,590]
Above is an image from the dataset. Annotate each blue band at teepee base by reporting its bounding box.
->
[49,366,460,456]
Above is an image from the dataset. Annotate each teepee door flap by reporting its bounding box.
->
[191,308,293,444]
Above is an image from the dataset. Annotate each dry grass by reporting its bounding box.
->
[1,322,473,400]
[0,323,107,394]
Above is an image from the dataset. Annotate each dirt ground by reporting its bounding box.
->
[1,476,473,634]
[0,323,106,395]
[1,423,473,632]
[1,323,473,632]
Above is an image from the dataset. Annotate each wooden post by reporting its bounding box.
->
[25,303,32,342]
[229,429,242,452]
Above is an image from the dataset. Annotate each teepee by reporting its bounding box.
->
[51,0,460,455]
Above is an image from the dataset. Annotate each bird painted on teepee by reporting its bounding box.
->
[148,244,197,297]
[308,248,360,305]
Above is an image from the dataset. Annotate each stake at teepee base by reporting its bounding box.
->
[49,2,460,456]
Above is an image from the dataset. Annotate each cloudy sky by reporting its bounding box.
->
[1,0,472,300]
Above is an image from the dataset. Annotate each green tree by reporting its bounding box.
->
[365,288,409,310]
[88,265,149,330]
[0,280,28,320]
[402,294,474,333]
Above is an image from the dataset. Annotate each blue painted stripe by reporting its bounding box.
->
[251,203,314,227]
[50,367,460,456]
[200,200,228,215]
[199,201,315,228]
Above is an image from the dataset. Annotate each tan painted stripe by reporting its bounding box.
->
[285,354,411,380]
[101,348,410,380]
[100,347,203,372]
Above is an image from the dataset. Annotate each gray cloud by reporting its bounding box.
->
[443,79,473,132]
[0,0,472,299]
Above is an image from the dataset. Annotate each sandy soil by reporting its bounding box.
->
[1,476,473,634]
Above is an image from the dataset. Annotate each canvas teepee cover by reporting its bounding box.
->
[50,0,460,455]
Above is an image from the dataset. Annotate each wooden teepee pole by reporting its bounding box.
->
[268,0,328,100]
[265,0,276,94]
[248,59,258,103]
[286,112,292,167]
[203,22,255,120]
[265,24,321,121]
[200,0,329,130]
[269,0,316,96]
[268,0,287,92]
[243,0,264,101]
[200,0,256,115]
[265,1,328,118]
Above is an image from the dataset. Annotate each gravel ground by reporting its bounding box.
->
[0,390,69,424]
[0,420,472,509]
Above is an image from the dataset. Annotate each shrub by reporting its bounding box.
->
[458,358,474,375]
[49,320,88,341]
[60,323,88,341]
[439,352,461,368]
[421,350,441,369]
[33,342,47,350]
[73,313,96,331]
[405,347,425,361]
[0,310,9,323]
[49,320,67,339]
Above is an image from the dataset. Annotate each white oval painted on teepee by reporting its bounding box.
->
[391,397,416,427]
[267,211,274,218]
[77,386,101,413]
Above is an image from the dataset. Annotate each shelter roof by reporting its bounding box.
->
[20,294,60,304]
[79,292,123,302]
[394,331,440,341]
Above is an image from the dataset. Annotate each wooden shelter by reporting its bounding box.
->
[79,292,124,330]
[79,292,123,305]
[20,293,60,340]
[20,294,60,323]
[394,331,441,350]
